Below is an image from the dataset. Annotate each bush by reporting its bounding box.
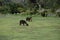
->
[0,5,10,14]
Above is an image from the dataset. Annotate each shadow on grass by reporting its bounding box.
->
[0,35,11,40]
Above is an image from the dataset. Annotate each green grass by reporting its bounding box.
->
[0,14,60,40]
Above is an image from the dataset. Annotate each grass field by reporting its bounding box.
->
[0,14,60,40]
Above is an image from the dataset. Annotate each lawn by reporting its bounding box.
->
[0,14,60,40]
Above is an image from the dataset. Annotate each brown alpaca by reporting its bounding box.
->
[26,17,32,22]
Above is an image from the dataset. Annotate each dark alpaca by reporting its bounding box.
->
[19,20,29,26]
[41,13,45,17]
[26,17,32,22]
[10,10,20,14]
[30,0,36,3]
[41,11,47,17]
